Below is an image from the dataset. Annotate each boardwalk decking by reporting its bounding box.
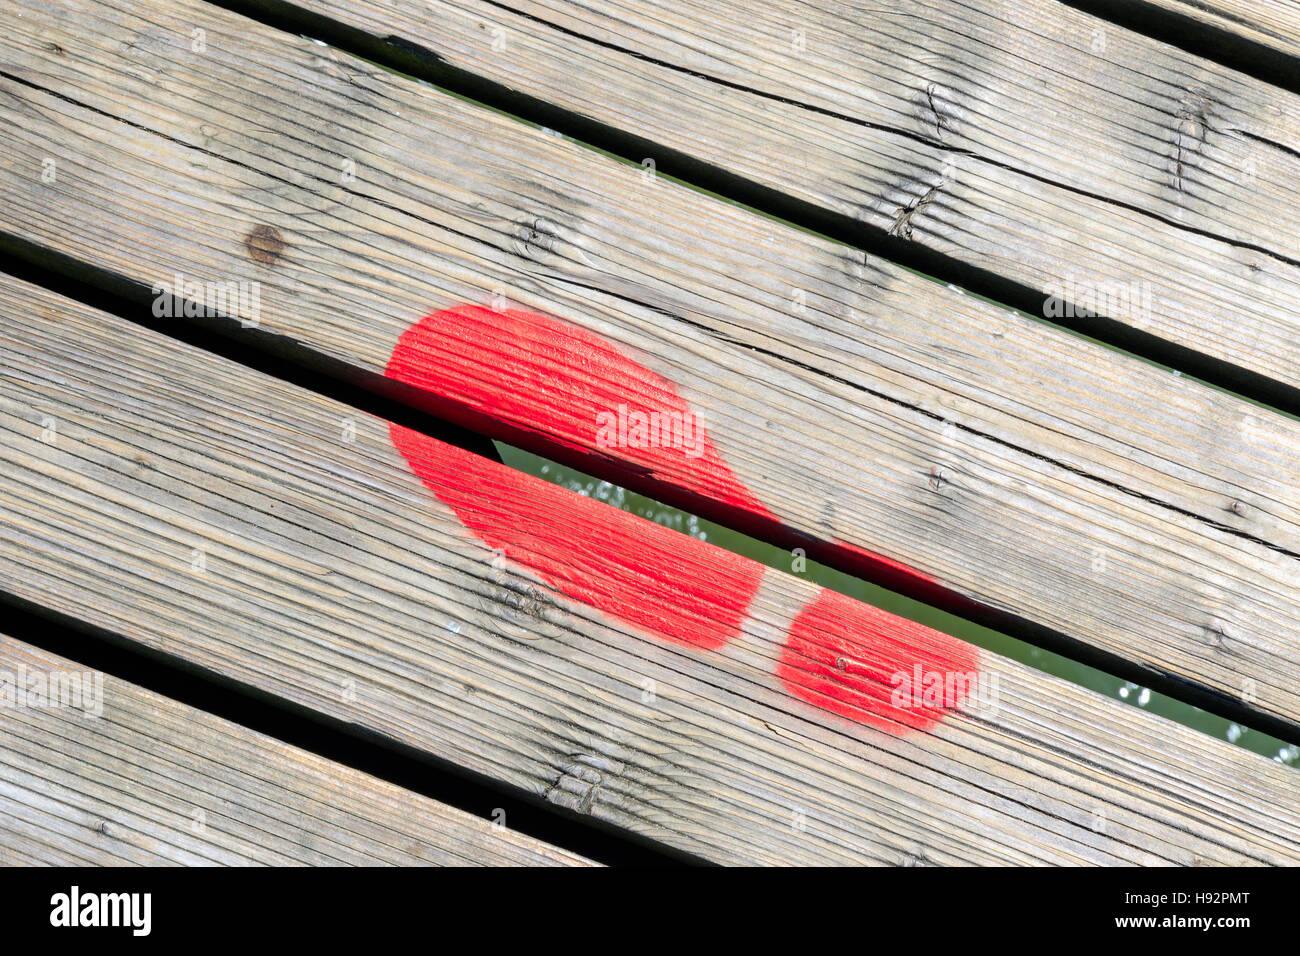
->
[1,0,1298,866]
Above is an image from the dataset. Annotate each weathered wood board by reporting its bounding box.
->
[2,273,1299,865]
[277,0,1300,400]
[0,635,593,866]
[4,0,1300,731]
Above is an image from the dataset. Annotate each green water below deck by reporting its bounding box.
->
[499,444,1299,769]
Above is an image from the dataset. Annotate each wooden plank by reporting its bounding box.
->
[0,636,593,866]
[2,274,1300,865]
[270,0,1300,401]
[5,0,1300,733]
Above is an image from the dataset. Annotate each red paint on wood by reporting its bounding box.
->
[778,588,979,732]
[387,306,976,734]
[389,423,763,651]
[386,305,775,519]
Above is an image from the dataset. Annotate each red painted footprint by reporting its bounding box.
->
[387,304,980,732]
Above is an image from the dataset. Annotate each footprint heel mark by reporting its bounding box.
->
[778,588,980,732]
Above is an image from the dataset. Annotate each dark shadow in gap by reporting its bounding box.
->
[1056,0,1300,97]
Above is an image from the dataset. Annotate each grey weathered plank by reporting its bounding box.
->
[279,0,1300,398]
[2,273,1299,865]
[0,636,594,866]
[5,0,1300,732]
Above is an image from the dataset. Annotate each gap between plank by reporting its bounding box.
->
[4,243,1299,750]
[502,444,1300,768]
[1053,0,1300,97]
[0,577,691,867]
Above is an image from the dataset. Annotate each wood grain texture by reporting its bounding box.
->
[280,0,1300,398]
[1,274,1299,866]
[0,636,593,866]
[5,0,1300,732]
